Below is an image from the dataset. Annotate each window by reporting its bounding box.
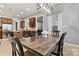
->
[2,24,12,31]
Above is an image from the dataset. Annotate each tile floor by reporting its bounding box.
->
[0,38,79,56]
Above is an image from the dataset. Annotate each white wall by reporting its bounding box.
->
[48,16,53,33]
[12,18,20,31]
[58,12,63,36]
[50,3,79,45]
[62,4,79,45]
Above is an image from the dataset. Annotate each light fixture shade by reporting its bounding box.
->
[0,10,3,12]
[17,14,20,17]
[25,8,30,11]
[0,5,4,8]
[20,12,24,14]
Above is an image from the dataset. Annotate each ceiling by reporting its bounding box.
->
[0,3,37,19]
[0,3,59,19]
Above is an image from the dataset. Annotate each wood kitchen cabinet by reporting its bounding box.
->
[0,27,2,39]
[0,18,2,39]
[0,17,13,39]
[2,18,13,24]
[0,18,2,27]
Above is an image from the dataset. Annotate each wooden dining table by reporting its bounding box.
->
[21,36,60,56]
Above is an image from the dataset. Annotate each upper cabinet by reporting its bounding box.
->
[1,17,13,24]
[29,17,36,28]
[0,18,2,27]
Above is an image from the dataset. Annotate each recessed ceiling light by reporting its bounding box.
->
[0,5,4,8]
[25,8,30,11]
[0,10,3,12]
[17,14,20,17]
[20,12,24,14]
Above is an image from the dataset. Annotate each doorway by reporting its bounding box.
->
[37,16,43,31]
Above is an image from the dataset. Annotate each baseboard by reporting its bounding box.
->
[64,42,79,48]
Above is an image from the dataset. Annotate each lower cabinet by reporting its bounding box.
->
[14,31,23,39]
[0,31,2,39]
[23,31,36,38]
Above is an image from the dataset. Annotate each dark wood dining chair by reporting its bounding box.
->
[51,32,67,56]
[7,33,24,56]
[37,30,43,35]
[12,38,24,56]
[8,33,37,56]
[52,31,60,37]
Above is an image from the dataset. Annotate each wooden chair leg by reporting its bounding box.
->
[61,48,63,56]
[12,49,14,56]
[59,50,63,56]
[12,48,16,56]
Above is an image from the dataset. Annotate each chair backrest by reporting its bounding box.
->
[7,31,14,42]
[57,32,67,55]
[7,32,24,56]
[59,32,67,46]
[37,30,43,35]
[13,38,24,56]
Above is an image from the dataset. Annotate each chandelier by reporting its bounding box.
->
[36,3,54,15]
